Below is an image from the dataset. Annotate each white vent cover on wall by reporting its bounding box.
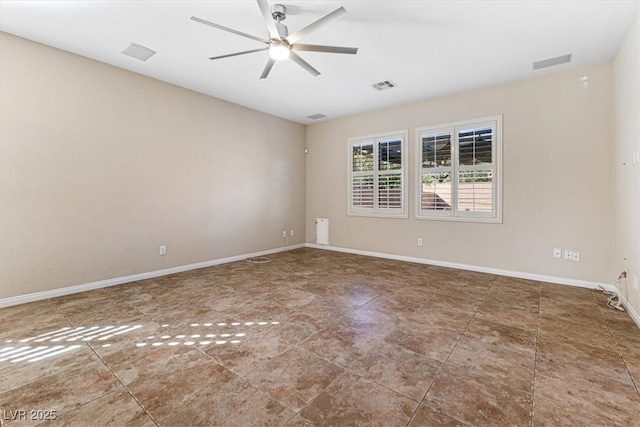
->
[316,218,329,245]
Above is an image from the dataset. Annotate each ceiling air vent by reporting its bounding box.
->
[306,113,327,120]
[372,80,397,91]
[532,54,572,70]
[121,43,156,62]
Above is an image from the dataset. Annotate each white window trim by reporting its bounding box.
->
[348,129,409,218]
[415,115,503,223]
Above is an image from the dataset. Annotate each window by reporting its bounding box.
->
[416,116,502,222]
[349,130,408,217]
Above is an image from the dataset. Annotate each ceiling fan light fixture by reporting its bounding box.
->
[192,1,357,79]
[269,39,290,61]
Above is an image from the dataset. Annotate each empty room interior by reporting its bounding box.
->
[1,1,639,426]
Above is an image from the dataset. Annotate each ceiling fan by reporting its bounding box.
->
[191,0,358,79]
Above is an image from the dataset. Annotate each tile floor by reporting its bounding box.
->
[1,248,639,426]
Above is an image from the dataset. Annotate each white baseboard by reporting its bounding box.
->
[305,243,611,290]
[306,243,640,330]
[621,297,640,328]
[5,242,638,331]
[0,244,305,308]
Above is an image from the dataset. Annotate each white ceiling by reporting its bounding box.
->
[1,0,638,124]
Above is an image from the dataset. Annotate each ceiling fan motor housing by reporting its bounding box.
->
[272,4,288,37]
[271,4,286,21]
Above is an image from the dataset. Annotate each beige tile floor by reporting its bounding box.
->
[1,248,639,426]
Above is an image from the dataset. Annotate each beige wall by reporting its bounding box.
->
[613,9,640,317]
[306,63,614,285]
[2,27,631,303]
[0,33,306,300]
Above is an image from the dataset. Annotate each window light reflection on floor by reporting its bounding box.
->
[136,320,279,347]
[1,325,143,363]
[1,321,280,363]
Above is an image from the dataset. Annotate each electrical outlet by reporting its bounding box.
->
[633,275,639,291]
[417,238,423,247]
[282,230,287,238]
[571,251,580,262]
[633,150,640,165]
[564,249,572,260]
[159,245,166,256]
[553,248,562,258]
[290,229,295,237]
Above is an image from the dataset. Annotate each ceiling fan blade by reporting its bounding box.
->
[191,16,268,44]
[289,51,320,77]
[256,0,281,39]
[209,47,269,60]
[292,44,358,55]
[286,7,347,44]
[260,58,276,79]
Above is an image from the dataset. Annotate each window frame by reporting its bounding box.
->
[348,129,408,218]
[415,115,503,223]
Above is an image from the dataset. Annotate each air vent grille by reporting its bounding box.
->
[532,54,572,70]
[121,43,156,62]
[372,80,397,91]
[306,113,327,120]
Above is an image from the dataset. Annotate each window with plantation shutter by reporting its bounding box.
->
[349,131,407,217]
[416,116,502,223]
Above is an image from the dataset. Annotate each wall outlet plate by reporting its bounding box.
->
[571,251,580,262]
[553,248,562,258]
[564,249,572,260]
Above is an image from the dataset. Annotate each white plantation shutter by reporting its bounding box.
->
[378,174,402,209]
[349,131,407,217]
[457,169,494,214]
[351,142,374,209]
[417,116,502,222]
[457,125,495,217]
[377,138,403,210]
[419,130,453,215]
[352,175,374,208]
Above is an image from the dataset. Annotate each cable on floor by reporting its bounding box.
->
[598,271,627,312]
[245,256,272,264]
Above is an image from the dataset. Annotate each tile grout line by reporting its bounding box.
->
[267,289,404,424]
[50,299,160,426]
[283,344,349,416]
[203,329,348,424]
[269,288,398,423]
[591,290,640,396]
[167,264,333,425]
[85,341,161,426]
[84,293,165,427]
[404,278,499,427]
[528,282,542,427]
[51,300,76,329]
[287,335,442,426]
[237,255,363,420]
[187,344,299,426]
[12,252,636,425]
[169,313,304,424]
[0,303,78,405]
